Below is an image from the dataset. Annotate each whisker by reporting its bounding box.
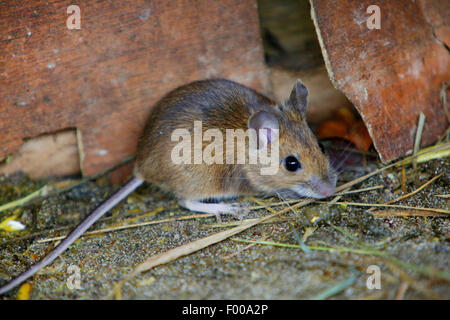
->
[332,141,355,172]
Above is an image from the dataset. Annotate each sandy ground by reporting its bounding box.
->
[0,156,448,300]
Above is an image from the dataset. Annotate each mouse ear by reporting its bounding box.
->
[287,79,308,115]
[248,111,279,150]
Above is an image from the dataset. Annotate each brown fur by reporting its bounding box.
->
[134,78,335,201]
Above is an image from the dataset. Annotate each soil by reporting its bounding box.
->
[0,156,448,300]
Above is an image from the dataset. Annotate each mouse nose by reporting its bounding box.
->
[310,176,336,198]
[318,183,335,197]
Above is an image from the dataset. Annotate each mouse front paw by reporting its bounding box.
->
[219,202,250,221]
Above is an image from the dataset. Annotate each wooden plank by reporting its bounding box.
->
[0,0,269,178]
[0,130,79,179]
[310,0,449,162]
[258,0,323,70]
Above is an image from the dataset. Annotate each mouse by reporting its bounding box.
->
[0,78,337,294]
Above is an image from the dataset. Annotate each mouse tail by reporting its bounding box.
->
[0,176,144,295]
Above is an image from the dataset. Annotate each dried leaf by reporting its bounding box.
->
[16,283,32,300]
[317,107,372,151]
[0,216,25,232]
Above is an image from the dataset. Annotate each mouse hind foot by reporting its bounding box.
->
[179,199,249,222]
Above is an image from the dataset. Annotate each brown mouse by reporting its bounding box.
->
[0,78,336,294]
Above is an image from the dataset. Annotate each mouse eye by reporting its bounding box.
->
[318,142,325,153]
[284,155,302,172]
